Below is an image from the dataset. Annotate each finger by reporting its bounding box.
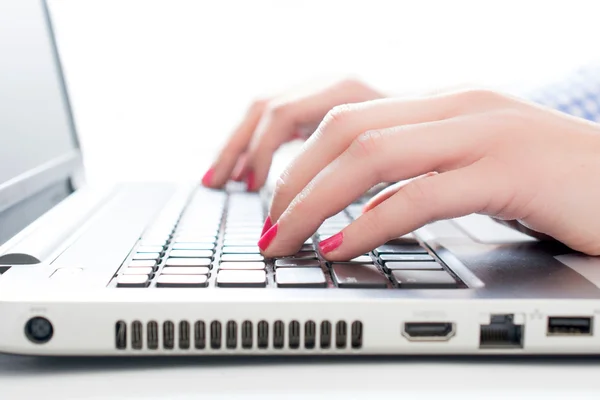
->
[321,162,500,261]
[260,114,494,257]
[203,99,268,188]
[492,218,555,241]
[244,79,383,191]
[230,153,249,182]
[268,89,507,221]
[362,173,438,213]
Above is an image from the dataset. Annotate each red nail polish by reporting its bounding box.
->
[201,168,214,186]
[246,170,256,191]
[261,216,273,237]
[258,223,278,251]
[319,232,344,254]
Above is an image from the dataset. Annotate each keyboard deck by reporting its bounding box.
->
[111,187,464,289]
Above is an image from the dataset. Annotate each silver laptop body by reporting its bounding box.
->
[1,0,599,356]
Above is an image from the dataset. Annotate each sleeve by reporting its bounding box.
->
[524,64,600,123]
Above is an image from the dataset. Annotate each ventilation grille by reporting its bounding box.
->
[115,319,363,351]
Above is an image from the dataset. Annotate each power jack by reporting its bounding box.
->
[25,317,53,344]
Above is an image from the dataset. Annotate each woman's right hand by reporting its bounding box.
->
[201,79,384,191]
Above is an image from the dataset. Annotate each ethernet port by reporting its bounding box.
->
[479,314,523,349]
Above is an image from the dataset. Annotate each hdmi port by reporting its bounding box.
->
[402,322,455,341]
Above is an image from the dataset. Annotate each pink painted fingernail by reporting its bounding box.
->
[261,216,273,237]
[246,170,256,192]
[201,168,214,187]
[319,232,344,254]
[258,223,278,251]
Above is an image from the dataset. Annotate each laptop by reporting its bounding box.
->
[1,0,600,356]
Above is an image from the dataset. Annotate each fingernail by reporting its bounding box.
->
[319,232,344,254]
[201,168,214,186]
[258,223,278,251]
[261,216,273,237]
[246,170,256,191]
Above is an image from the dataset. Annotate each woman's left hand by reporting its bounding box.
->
[257,89,600,259]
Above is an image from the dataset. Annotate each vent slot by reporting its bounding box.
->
[179,321,190,349]
[351,321,363,349]
[147,321,159,350]
[210,321,222,349]
[115,321,127,349]
[163,321,175,349]
[241,321,253,349]
[320,321,331,349]
[257,320,269,349]
[226,321,238,349]
[289,320,300,349]
[131,320,143,350]
[336,321,347,349]
[304,321,316,349]
[194,321,206,349]
[273,320,285,349]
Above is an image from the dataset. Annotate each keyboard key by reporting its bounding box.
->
[132,252,161,260]
[391,270,458,289]
[225,228,262,234]
[117,275,149,288]
[379,254,434,262]
[274,259,321,268]
[139,240,167,247]
[218,262,266,270]
[224,234,261,241]
[292,251,317,260]
[172,242,215,250]
[331,263,389,288]
[300,244,315,252]
[165,258,212,267]
[175,235,217,243]
[156,274,208,288]
[223,240,260,247]
[217,270,267,287]
[347,255,373,263]
[161,267,210,275]
[384,261,443,271]
[222,246,261,254]
[221,254,264,262]
[137,245,164,253]
[169,249,214,258]
[122,267,154,275]
[276,268,327,288]
[373,238,428,255]
[128,260,157,268]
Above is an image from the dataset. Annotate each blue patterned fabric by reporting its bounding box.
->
[527,64,600,122]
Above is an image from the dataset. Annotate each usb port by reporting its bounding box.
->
[402,322,455,341]
[547,317,592,336]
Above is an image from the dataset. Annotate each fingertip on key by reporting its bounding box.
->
[201,167,214,187]
[318,231,344,255]
[258,223,278,252]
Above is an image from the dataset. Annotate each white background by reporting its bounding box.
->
[47,0,600,186]
[4,2,600,398]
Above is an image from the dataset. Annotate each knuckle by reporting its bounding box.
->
[264,100,294,122]
[360,208,385,239]
[250,97,269,112]
[319,103,356,132]
[348,130,386,160]
[401,178,437,218]
[454,88,503,106]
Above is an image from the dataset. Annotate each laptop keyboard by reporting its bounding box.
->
[112,186,464,289]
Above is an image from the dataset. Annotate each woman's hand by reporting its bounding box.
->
[257,89,600,258]
[201,79,384,191]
